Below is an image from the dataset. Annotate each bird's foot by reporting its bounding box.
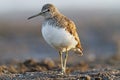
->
[57,68,66,75]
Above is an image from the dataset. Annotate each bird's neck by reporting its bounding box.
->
[44,13,64,27]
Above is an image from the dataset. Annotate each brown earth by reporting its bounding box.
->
[0,57,120,80]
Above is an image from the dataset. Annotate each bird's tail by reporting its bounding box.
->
[74,48,83,56]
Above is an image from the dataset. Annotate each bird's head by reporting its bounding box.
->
[28,4,59,19]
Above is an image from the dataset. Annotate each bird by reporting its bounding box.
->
[28,3,83,74]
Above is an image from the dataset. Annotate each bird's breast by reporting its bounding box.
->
[41,23,78,52]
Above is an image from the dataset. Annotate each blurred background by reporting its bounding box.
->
[0,0,120,62]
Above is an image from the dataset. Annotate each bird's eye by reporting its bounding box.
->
[47,9,50,12]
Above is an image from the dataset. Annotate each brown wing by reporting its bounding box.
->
[62,17,83,51]
[53,14,83,51]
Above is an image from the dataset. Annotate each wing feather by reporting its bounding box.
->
[62,16,83,51]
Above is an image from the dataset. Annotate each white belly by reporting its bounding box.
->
[41,23,78,52]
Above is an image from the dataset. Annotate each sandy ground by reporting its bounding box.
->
[0,57,120,80]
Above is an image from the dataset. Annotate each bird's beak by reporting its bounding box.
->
[27,12,42,20]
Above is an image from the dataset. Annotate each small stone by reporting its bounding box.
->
[80,75,91,80]
[95,77,102,80]
[86,75,91,80]
[42,58,55,69]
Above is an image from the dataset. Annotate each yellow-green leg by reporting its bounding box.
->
[63,50,68,74]
[59,51,64,74]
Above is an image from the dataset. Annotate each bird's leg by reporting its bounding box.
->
[63,49,68,74]
[59,51,64,74]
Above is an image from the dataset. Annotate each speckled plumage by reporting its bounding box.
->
[44,15,83,52]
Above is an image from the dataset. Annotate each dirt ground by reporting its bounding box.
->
[0,57,120,80]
